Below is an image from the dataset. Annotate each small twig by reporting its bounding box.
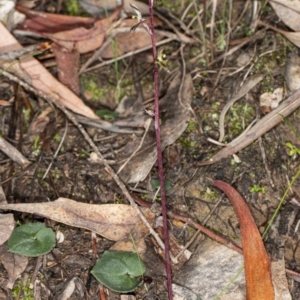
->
[258,137,274,188]
[82,37,174,73]
[117,118,152,174]
[42,119,68,180]
[0,136,30,167]
[174,196,224,260]
[132,194,243,255]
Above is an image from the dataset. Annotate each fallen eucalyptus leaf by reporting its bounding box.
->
[213,181,274,300]
[0,243,28,289]
[0,22,98,119]
[270,0,300,31]
[0,198,151,241]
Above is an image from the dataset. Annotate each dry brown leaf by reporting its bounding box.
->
[17,5,121,54]
[110,208,155,255]
[16,5,96,32]
[0,214,15,246]
[52,43,80,95]
[213,181,274,300]
[101,17,163,58]
[0,136,30,167]
[0,198,150,241]
[0,22,98,119]
[0,243,28,289]
[117,72,193,183]
[270,0,300,31]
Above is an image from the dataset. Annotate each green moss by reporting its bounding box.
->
[179,136,198,148]
[226,102,255,138]
[186,119,197,133]
[12,278,34,300]
[65,0,80,16]
[81,74,105,101]
[249,185,266,194]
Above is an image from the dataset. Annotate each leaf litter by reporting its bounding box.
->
[0,0,300,299]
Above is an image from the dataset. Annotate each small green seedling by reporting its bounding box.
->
[91,250,146,293]
[285,142,300,158]
[96,109,119,121]
[249,185,266,194]
[8,223,56,257]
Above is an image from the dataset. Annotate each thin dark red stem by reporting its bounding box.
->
[148,1,173,299]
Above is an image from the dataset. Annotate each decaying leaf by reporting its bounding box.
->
[0,243,28,289]
[270,0,300,31]
[116,72,193,183]
[0,22,98,119]
[258,19,300,49]
[285,53,300,93]
[17,5,121,54]
[213,180,274,300]
[0,198,152,241]
[52,43,80,95]
[0,214,15,246]
[110,208,155,256]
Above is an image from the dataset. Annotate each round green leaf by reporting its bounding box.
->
[91,251,146,293]
[8,223,56,257]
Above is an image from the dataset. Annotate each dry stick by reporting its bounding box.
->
[0,136,30,167]
[0,68,176,263]
[42,119,68,180]
[82,35,175,73]
[117,118,152,175]
[174,197,224,260]
[132,194,243,255]
[148,2,173,299]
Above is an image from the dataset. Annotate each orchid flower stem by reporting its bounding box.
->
[148,1,173,299]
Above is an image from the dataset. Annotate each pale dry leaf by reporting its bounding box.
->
[270,0,300,31]
[0,22,98,119]
[0,198,150,241]
[260,87,283,109]
[110,208,155,255]
[0,185,7,203]
[0,214,15,246]
[0,136,30,167]
[0,243,28,289]
[117,72,193,183]
[285,53,300,92]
